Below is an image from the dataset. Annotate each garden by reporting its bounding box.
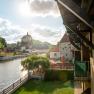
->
[13,55,74,94]
[13,80,74,94]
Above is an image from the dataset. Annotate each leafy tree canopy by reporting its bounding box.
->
[0,37,7,49]
[21,55,50,71]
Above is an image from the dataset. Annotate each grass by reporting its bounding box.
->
[13,80,74,94]
[0,52,21,56]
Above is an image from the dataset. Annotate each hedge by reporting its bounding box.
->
[44,69,74,81]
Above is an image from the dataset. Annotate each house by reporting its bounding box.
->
[56,0,94,93]
[59,33,74,62]
[49,45,60,60]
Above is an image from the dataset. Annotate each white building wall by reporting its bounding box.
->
[50,52,60,59]
[59,42,74,61]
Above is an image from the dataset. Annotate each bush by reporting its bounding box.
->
[21,55,50,71]
[44,69,74,81]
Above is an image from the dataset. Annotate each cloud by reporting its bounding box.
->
[0,18,65,44]
[30,24,59,37]
[0,18,26,43]
[29,0,60,17]
[27,24,65,44]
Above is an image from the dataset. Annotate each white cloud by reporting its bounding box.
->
[29,24,58,36]
[26,24,65,44]
[0,18,65,44]
[0,18,26,43]
[21,0,60,17]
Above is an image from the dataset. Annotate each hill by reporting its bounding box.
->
[32,39,52,50]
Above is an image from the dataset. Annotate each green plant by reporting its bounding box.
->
[21,55,50,74]
[0,37,7,49]
[13,80,74,94]
[44,69,74,81]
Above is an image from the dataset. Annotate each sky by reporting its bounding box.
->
[0,0,66,45]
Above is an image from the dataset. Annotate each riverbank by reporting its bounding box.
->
[0,55,28,62]
[0,58,27,91]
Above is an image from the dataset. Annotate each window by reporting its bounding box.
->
[54,53,57,56]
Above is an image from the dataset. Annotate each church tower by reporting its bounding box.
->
[21,32,32,50]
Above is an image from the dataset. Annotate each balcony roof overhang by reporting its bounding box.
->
[55,0,94,49]
[56,0,94,30]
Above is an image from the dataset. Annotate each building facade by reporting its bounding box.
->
[56,0,94,94]
[59,33,74,62]
[21,32,32,52]
[50,46,60,60]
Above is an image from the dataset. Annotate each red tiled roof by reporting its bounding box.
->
[60,33,70,43]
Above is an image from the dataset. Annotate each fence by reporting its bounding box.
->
[50,63,74,70]
[0,74,28,94]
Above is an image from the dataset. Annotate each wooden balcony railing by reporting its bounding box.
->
[50,63,74,70]
[74,76,90,81]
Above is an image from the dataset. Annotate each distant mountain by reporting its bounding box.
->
[7,39,52,50]
[32,39,52,50]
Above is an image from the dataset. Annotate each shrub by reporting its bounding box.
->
[21,55,50,72]
[44,69,74,81]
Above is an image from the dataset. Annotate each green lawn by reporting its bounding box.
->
[13,80,74,94]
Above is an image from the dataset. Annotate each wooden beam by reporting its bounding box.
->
[68,30,87,48]
[56,0,94,30]
[90,31,93,56]
[66,25,94,49]
[79,30,91,32]
[67,31,81,43]
[69,37,81,50]
[90,31,92,42]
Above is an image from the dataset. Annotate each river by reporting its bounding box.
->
[0,58,27,91]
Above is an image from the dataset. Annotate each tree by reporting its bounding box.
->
[0,37,7,50]
[21,55,50,77]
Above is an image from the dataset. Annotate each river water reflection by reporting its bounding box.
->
[0,58,27,91]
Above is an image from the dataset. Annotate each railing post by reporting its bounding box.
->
[20,78,21,83]
[13,83,14,89]
[0,74,28,94]
[3,89,5,94]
